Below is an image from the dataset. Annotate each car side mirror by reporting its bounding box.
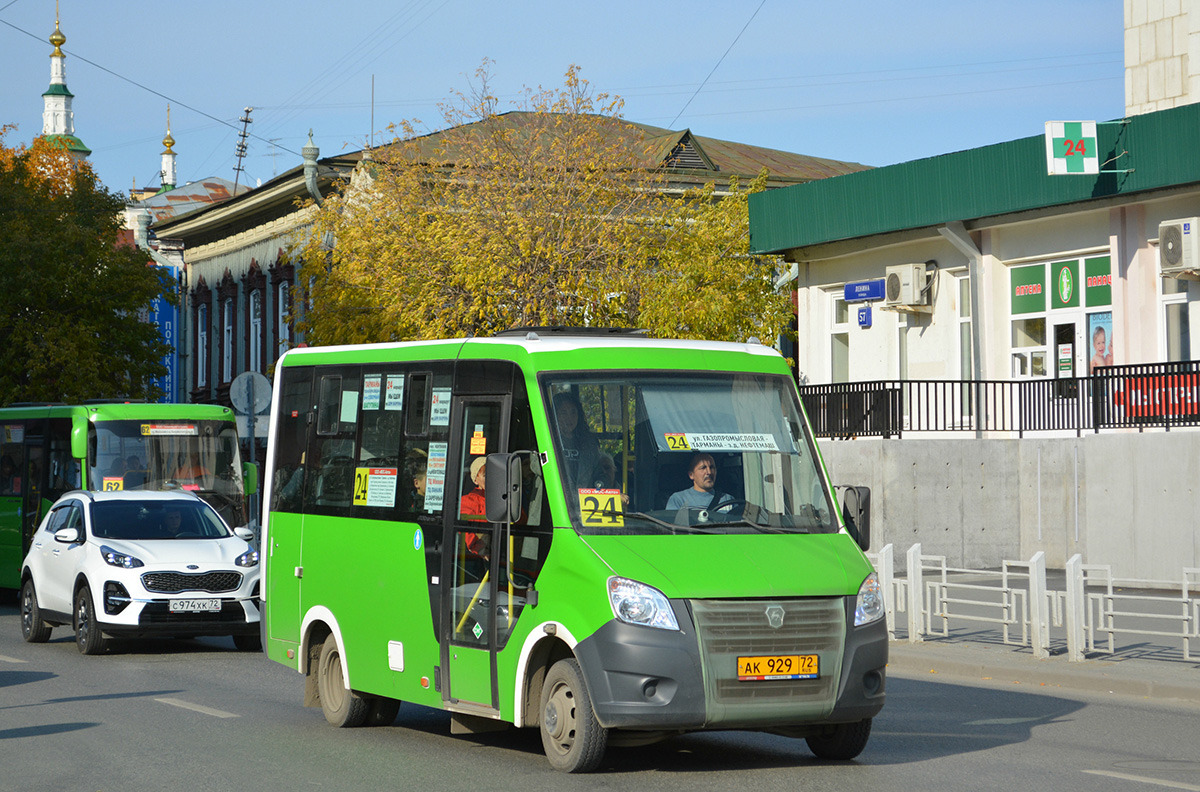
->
[484,452,524,523]
[234,526,255,542]
[838,485,871,552]
[54,527,82,544]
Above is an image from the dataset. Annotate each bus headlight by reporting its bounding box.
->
[854,572,885,626]
[607,577,679,631]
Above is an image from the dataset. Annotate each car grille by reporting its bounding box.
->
[689,597,846,726]
[141,571,242,594]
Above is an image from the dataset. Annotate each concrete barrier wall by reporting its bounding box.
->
[817,433,1200,579]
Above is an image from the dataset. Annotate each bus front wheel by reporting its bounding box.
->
[317,634,368,727]
[539,658,607,773]
[805,718,872,760]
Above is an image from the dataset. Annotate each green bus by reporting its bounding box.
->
[261,329,885,772]
[1,401,253,590]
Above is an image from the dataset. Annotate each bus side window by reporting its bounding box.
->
[271,367,313,513]
[308,371,359,517]
[353,367,405,519]
[405,373,431,437]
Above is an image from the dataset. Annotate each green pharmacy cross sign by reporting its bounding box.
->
[1045,120,1098,175]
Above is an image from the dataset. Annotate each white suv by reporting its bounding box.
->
[19,490,261,654]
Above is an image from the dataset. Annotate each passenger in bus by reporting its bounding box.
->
[0,455,18,495]
[172,450,210,481]
[460,456,487,524]
[666,453,735,511]
[124,455,146,487]
[553,392,607,489]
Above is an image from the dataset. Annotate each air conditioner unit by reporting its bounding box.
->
[884,263,928,306]
[1158,218,1200,278]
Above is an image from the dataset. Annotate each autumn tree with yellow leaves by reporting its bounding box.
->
[297,65,791,346]
[0,125,173,403]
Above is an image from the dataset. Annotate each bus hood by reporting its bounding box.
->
[580,532,871,600]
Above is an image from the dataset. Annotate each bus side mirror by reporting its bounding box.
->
[243,462,259,495]
[71,423,88,461]
[485,452,523,523]
[838,485,871,552]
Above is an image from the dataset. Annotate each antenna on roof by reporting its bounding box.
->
[232,106,253,192]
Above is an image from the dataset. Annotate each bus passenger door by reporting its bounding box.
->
[442,396,507,712]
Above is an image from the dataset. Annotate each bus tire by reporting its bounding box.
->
[21,579,52,643]
[317,634,368,727]
[805,718,872,760]
[539,658,607,773]
[365,696,401,727]
[74,585,106,655]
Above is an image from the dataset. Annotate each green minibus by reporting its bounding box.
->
[1,401,253,590]
[261,329,885,772]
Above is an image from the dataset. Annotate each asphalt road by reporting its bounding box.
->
[2,595,1199,792]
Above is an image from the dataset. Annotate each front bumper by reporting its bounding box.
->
[95,567,261,638]
[573,595,887,731]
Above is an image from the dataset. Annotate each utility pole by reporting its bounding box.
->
[233,106,253,191]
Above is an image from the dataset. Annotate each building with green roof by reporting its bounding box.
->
[749,101,1199,390]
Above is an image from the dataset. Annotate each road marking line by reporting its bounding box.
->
[155,697,239,719]
[1083,770,1200,791]
[0,655,28,663]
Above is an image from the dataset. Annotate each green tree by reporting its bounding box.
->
[0,126,173,403]
[297,64,789,346]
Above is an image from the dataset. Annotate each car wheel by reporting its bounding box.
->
[316,634,368,727]
[232,633,262,652]
[539,658,607,773]
[74,585,106,655]
[805,718,872,760]
[21,579,52,643]
[364,696,401,727]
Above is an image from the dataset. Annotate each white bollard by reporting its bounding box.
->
[907,543,924,643]
[1029,551,1048,660]
[1065,554,1085,662]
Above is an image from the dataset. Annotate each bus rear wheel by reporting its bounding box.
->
[539,658,607,773]
[317,634,368,727]
[805,718,872,760]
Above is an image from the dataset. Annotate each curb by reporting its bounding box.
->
[885,642,1200,707]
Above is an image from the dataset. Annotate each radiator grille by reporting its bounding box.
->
[141,571,242,594]
[689,597,846,725]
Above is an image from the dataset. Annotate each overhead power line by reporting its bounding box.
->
[0,16,299,157]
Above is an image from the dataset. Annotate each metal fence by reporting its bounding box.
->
[801,360,1200,438]
[868,544,1200,663]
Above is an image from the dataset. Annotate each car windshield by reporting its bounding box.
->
[89,419,246,527]
[89,499,233,541]
[541,371,838,536]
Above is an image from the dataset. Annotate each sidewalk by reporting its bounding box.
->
[887,637,1200,706]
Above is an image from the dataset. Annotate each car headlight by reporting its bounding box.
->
[854,572,885,626]
[100,545,144,569]
[235,549,259,568]
[607,577,679,631]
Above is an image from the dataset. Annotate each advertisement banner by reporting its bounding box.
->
[146,264,181,403]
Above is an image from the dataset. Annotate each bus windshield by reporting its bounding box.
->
[542,371,837,536]
[89,419,246,527]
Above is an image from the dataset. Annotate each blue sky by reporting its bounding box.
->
[1,0,1124,195]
